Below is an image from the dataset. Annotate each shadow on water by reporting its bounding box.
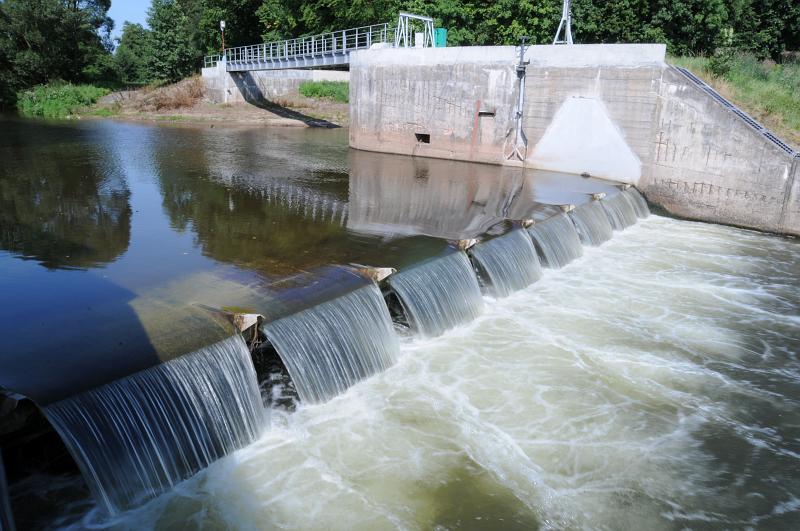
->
[229,72,340,128]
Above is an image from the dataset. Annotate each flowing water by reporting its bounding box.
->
[625,188,650,218]
[469,230,542,297]
[60,215,800,530]
[602,191,639,231]
[42,335,264,515]
[387,252,484,337]
[569,200,614,246]
[3,118,799,529]
[262,283,399,404]
[527,213,584,268]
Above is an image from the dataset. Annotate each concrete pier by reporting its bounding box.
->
[348,44,799,236]
[202,62,349,104]
[203,44,799,236]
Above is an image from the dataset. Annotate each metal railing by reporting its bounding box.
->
[218,23,391,67]
[676,66,798,157]
[204,54,223,68]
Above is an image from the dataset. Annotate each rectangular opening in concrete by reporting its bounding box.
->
[415,133,431,144]
[478,110,495,117]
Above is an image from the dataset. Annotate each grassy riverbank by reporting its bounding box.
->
[298,81,349,103]
[12,76,346,127]
[670,54,800,148]
[17,83,110,119]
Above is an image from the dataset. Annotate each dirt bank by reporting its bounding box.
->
[94,76,348,128]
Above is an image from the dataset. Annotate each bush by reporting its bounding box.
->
[298,81,348,103]
[708,47,736,77]
[16,82,110,119]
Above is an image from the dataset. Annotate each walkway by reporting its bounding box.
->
[204,13,435,72]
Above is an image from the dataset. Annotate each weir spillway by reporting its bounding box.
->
[7,184,651,516]
[9,118,793,528]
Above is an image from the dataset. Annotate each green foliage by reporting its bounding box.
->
[115,23,151,84]
[16,82,110,119]
[145,0,197,83]
[671,53,800,136]
[298,81,349,102]
[708,47,736,77]
[0,0,115,108]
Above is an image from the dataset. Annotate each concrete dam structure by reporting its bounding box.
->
[2,101,798,526]
[348,44,799,236]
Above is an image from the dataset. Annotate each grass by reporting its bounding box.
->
[670,54,800,148]
[85,106,119,117]
[16,82,110,119]
[298,81,349,103]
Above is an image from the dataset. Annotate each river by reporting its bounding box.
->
[1,117,798,529]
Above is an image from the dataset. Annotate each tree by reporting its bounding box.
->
[114,23,151,84]
[145,0,196,82]
[0,0,115,105]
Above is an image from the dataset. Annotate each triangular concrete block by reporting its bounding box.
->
[529,97,641,184]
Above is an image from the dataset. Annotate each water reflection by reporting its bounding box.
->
[347,150,621,240]
[0,118,621,405]
[0,121,131,270]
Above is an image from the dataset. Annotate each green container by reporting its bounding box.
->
[434,28,447,47]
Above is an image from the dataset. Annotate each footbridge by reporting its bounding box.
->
[205,13,436,72]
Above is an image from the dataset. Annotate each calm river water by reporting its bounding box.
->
[1,118,798,529]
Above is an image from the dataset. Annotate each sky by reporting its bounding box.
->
[108,0,150,40]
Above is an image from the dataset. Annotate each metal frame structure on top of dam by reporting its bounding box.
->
[205,12,435,72]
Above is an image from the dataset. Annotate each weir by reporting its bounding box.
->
[469,230,542,298]
[386,252,484,337]
[624,188,651,218]
[527,213,584,268]
[601,191,639,231]
[42,335,264,514]
[569,200,614,246]
[262,283,399,404]
[0,117,663,523]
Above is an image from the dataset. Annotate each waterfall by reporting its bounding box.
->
[624,188,650,218]
[43,335,264,515]
[527,213,584,268]
[601,192,638,230]
[262,283,399,404]
[469,230,542,297]
[386,252,483,337]
[569,201,614,246]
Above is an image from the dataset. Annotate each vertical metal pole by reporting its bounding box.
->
[553,0,574,45]
[508,36,529,161]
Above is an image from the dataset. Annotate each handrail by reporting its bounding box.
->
[675,66,798,157]
[210,23,392,67]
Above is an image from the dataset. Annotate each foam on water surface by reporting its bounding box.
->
[53,217,800,530]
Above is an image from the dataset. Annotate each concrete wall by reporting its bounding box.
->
[201,62,349,104]
[349,47,518,163]
[349,44,799,235]
[640,66,799,235]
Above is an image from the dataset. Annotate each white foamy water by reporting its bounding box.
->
[69,216,800,530]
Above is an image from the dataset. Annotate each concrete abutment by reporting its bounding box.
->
[202,44,799,236]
